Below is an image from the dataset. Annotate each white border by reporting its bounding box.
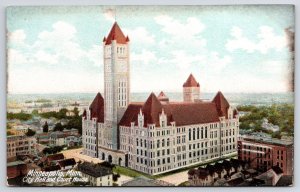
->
[0,1,298,192]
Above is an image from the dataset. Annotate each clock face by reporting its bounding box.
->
[119,61,127,72]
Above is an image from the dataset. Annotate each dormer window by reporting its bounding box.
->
[159,109,167,128]
[138,108,144,127]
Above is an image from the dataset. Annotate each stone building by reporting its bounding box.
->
[82,22,239,175]
[238,135,293,175]
[7,135,37,159]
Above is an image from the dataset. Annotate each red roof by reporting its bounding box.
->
[142,93,163,127]
[104,22,129,45]
[47,153,64,162]
[119,92,221,127]
[212,91,230,118]
[89,92,104,123]
[183,74,200,87]
[157,91,169,102]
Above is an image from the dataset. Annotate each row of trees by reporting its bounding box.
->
[41,107,82,134]
[237,104,294,138]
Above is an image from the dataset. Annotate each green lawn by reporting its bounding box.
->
[113,165,154,179]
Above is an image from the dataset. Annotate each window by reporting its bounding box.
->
[193,128,196,140]
[189,129,191,141]
[197,128,200,139]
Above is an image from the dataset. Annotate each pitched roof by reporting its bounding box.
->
[119,93,220,128]
[47,153,65,162]
[104,22,128,45]
[57,158,76,167]
[157,91,169,102]
[183,74,200,87]
[212,91,230,118]
[118,103,143,127]
[142,93,163,127]
[89,92,104,123]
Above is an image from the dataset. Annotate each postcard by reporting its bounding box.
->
[6,5,294,187]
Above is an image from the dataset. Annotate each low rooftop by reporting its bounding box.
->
[77,162,112,178]
[240,135,293,146]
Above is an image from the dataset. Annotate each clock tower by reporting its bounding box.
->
[103,22,130,150]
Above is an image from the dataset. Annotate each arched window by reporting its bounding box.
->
[140,139,143,147]
[167,138,170,146]
[189,129,191,141]
[157,140,160,148]
[136,138,139,146]
[205,127,207,138]
[162,139,165,147]
[201,128,204,139]
[144,140,147,148]
[197,128,200,140]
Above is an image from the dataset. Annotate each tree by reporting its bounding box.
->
[53,122,63,132]
[26,128,36,137]
[43,121,49,132]
[73,107,79,117]
[57,108,68,119]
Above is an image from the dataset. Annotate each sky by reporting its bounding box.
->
[6,5,294,94]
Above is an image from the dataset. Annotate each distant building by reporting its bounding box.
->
[188,159,247,186]
[238,135,293,175]
[261,118,279,132]
[44,153,65,166]
[10,124,30,136]
[7,161,28,179]
[49,131,81,147]
[49,132,65,146]
[254,166,283,186]
[7,135,37,159]
[77,162,113,186]
[57,158,76,171]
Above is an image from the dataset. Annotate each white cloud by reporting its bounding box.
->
[132,50,157,65]
[123,27,155,45]
[155,15,205,38]
[34,50,58,64]
[103,8,116,23]
[7,49,28,65]
[207,52,232,72]
[9,66,103,94]
[171,50,205,70]
[8,29,26,44]
[226,26,287,54]
[7,21,103,93]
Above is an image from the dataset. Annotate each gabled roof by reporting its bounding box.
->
[89,92,104,123]
[212,91,230,118]
[118,103,143,127]
[47,153,64,162]
[183,74,200,87]
[157,91,169,102]
[142,93,163,127]
[104,22,129,45]
[119,92,220,128]
[57,158,76,167]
